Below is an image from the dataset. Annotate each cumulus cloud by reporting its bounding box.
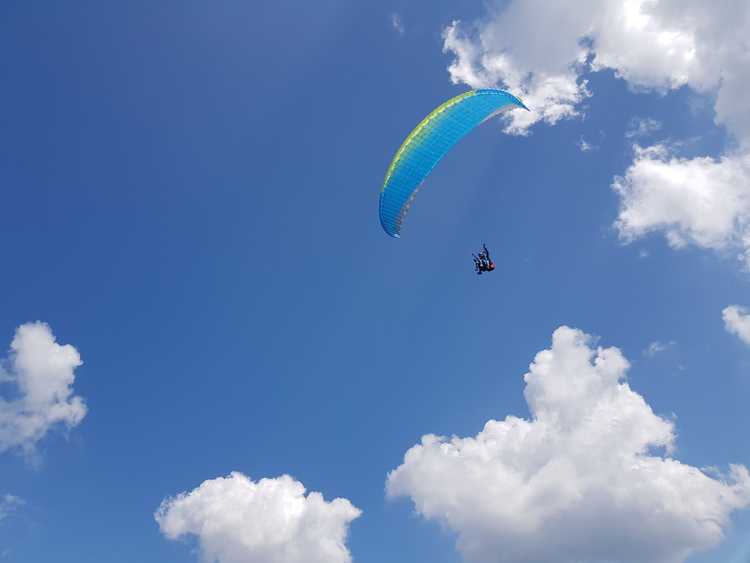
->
[613,146,750,262]
[442,0,748,136]
[0,322,87,460]
[442,0,750,263]
[442,6,591,134]
[156,472,361,563]
[723,305,750,346]
[386,326,750,563]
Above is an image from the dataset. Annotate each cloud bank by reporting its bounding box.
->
[0,322,87,459]
[386,326,750,563]
[442,0,750,264]
[156,472,361,563]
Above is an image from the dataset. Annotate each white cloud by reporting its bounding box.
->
[645,340,677,356]
[0,322,87,460]
[613,146,750,263]
[0,494,25,521]
[390,13,405,36]
[442,0,749,138]
[578,130,605,152]
[386,326,750,563]
[723,305,750,346]
[156,472,361,563]
[442,0,750,263]
[578,136,594,152]
[443,17,589,134]
[626,117,662,138]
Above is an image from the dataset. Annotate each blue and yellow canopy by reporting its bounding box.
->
[379,89,528,238]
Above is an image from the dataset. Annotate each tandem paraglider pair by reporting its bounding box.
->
[378,88,528,276]
[473,244,495,275]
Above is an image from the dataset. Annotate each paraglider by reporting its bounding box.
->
[379,89,528,239]
[473,244,495,275]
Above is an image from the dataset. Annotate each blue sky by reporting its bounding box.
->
[2,1,750,562]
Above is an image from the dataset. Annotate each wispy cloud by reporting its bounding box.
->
[644,340,677,356]
[0,494,25,521]
[156,472,361,563]
[578,131,605,152]
[626,117,662,138]
[578,136,594,151]
[387,326,750,563]
[390,13,405,36]
[0,322,87,463]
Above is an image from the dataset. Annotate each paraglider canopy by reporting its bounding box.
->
[379,89,528,238]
